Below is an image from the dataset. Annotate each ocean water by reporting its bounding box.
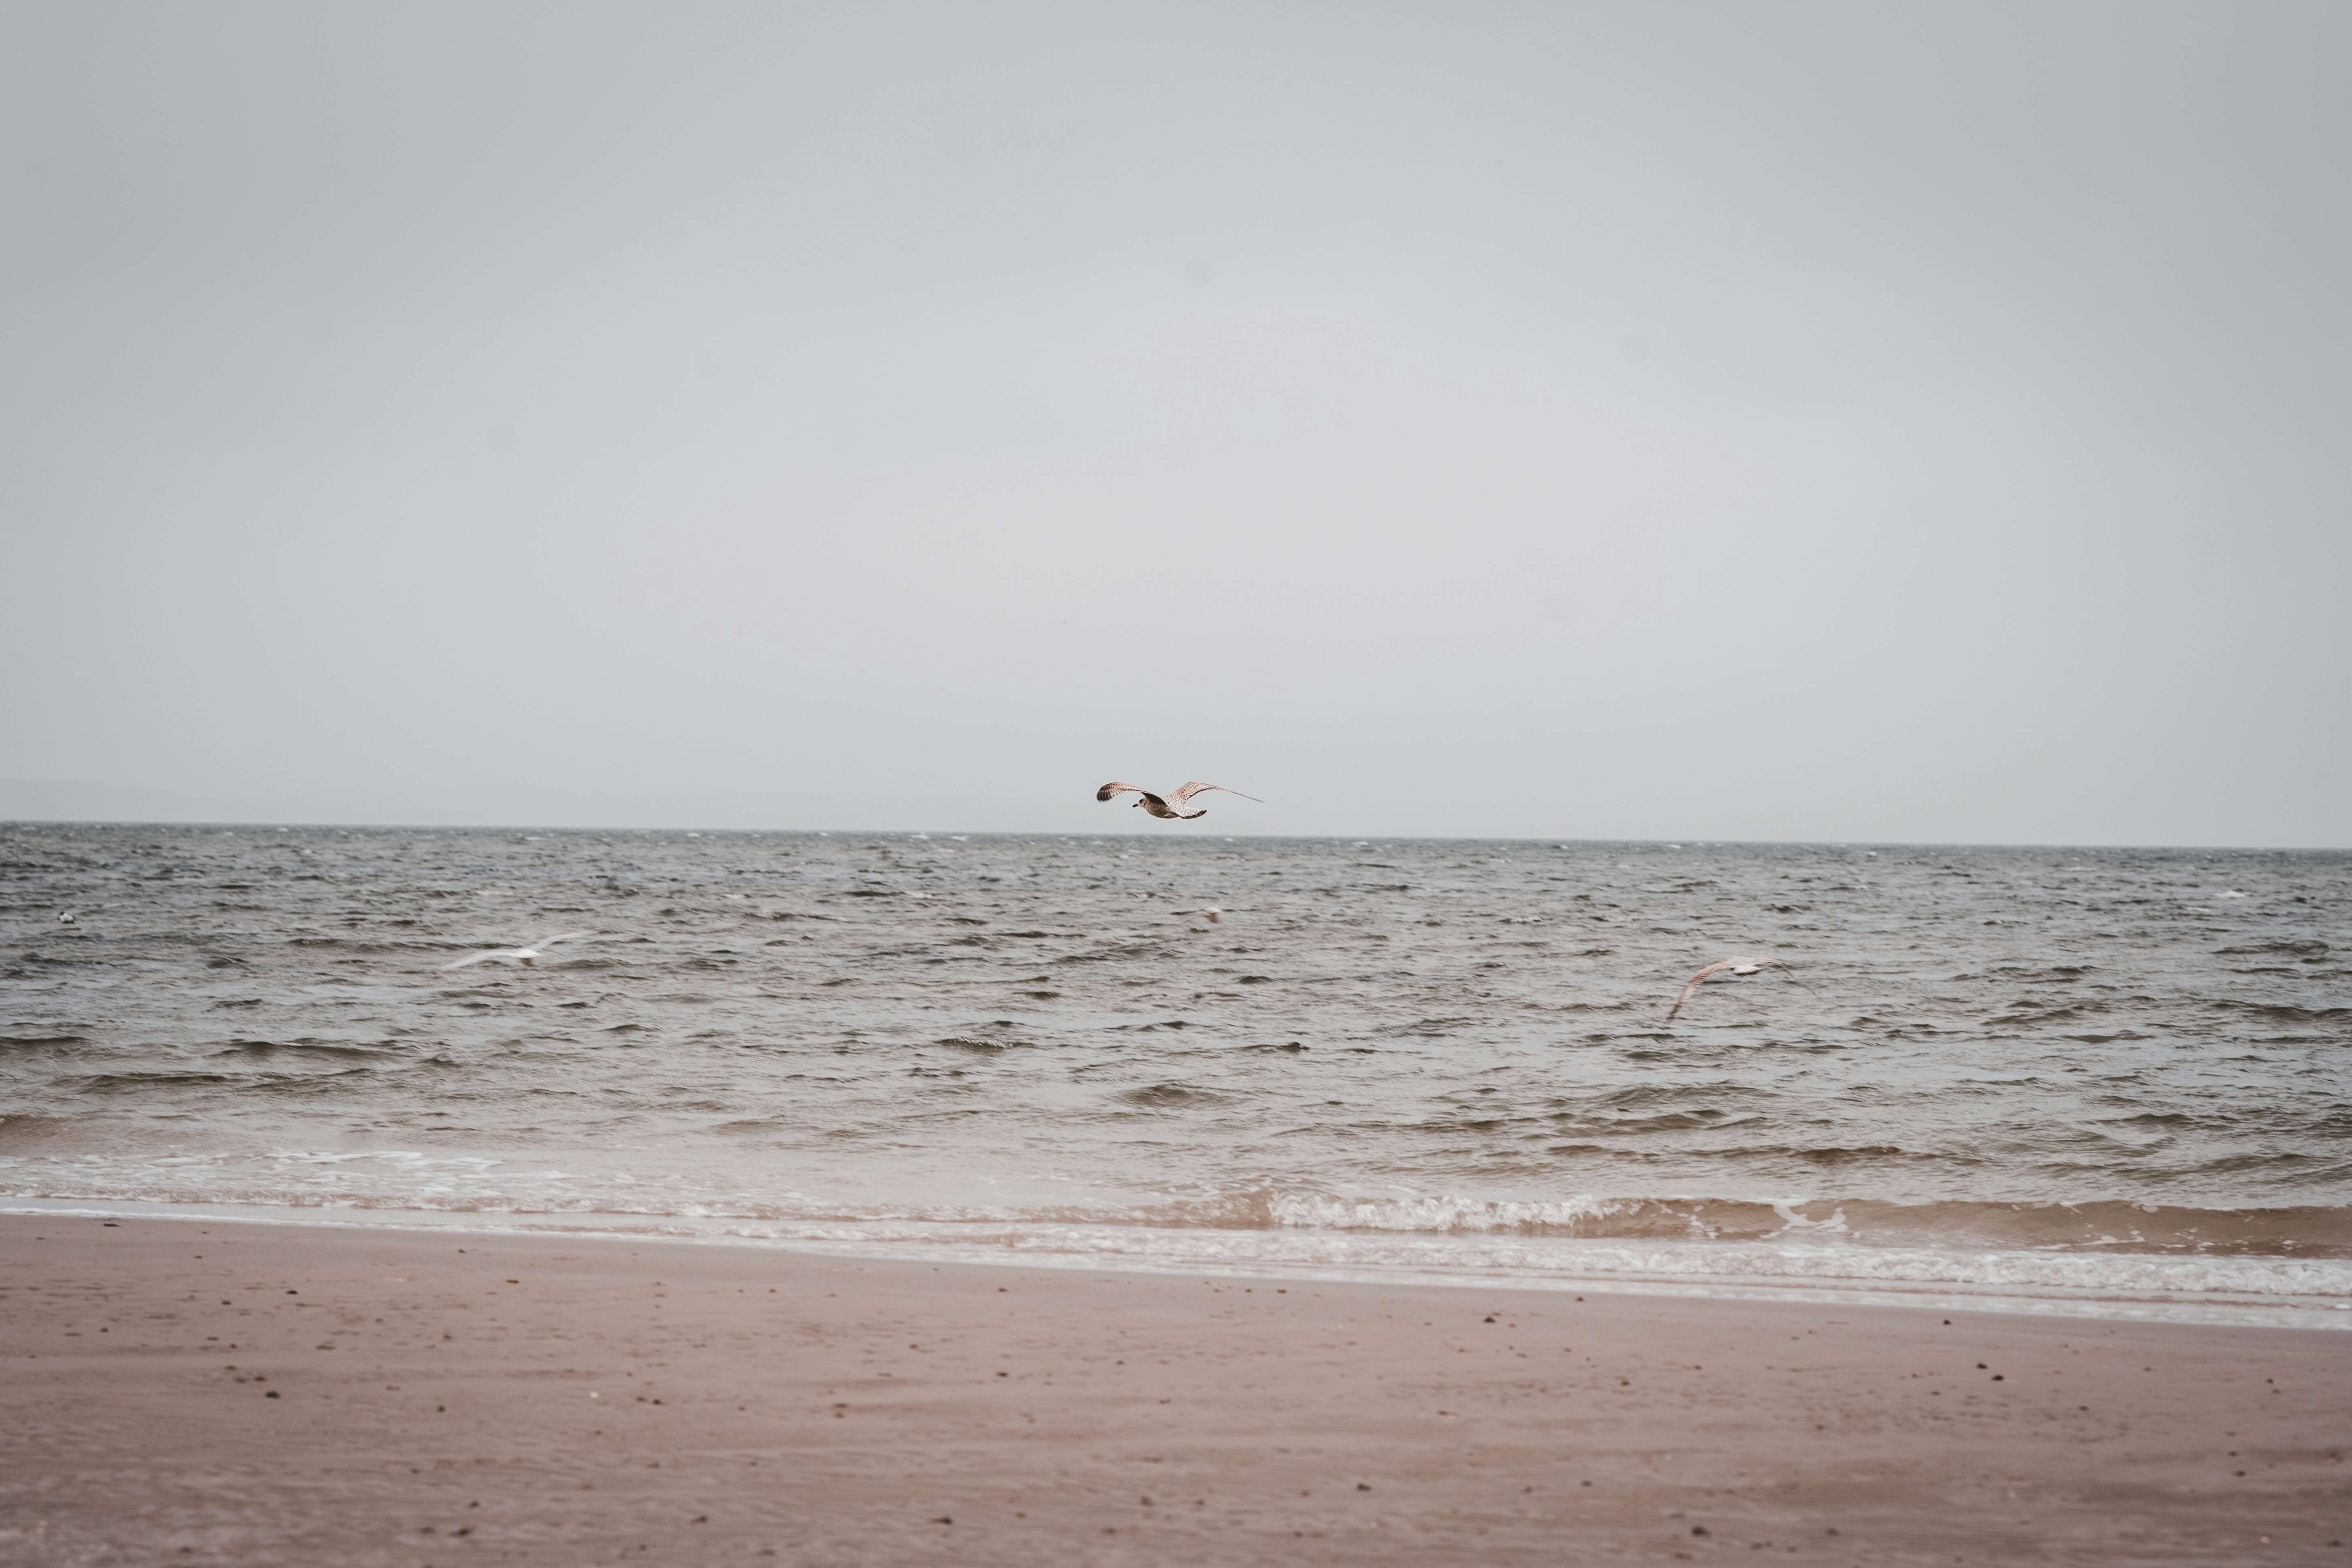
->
[4,823,2348,1326]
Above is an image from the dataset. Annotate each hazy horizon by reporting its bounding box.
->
[8,4,2348,848]
[7,776,2347,851]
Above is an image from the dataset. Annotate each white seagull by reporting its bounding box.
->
[1095,781,1263,820]
[441,932,594,971]
[1665,956,1807,1021]
[57,911,77,925]
[1197,906,1224,924]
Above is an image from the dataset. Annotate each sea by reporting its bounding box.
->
[4,823,2348,1328]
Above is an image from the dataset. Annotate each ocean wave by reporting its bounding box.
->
[5,1148,2345,1261]
[1244,1192,2352,1257]
[206,1039,411,1061]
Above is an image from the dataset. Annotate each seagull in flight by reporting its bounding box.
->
[441,932,593,971]
[1665,956,1807,1021]
[1095,781,1262,820]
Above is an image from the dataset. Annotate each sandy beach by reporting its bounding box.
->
[2,1215,2345,1565]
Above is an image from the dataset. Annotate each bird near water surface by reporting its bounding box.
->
[1665,957,1809,1021]
[1095,781,1263,820]
[441,932,594,971]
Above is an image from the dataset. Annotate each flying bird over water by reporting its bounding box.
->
[441,932,593,971]
[1095,781,1262,820]
[1665,956,1807,1021]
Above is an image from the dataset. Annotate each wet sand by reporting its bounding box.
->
[1,1214,2346,1566]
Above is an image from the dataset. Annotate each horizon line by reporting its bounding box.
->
[2,817,2343,853]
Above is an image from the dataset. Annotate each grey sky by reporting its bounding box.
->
[5,2,2346,843]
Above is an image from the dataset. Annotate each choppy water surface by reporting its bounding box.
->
[4,824,2348,1323]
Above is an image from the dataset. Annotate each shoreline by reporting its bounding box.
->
[8,1196,2348,1334]
[4,1212,2347,1565]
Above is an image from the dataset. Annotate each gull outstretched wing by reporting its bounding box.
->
[1167,781,1264,806]
[1665,960,1739,1021]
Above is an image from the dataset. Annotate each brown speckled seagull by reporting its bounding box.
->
[1665,956,1807,1021]
[1095,781,1263,820]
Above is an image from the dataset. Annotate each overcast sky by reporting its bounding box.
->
[4,2,2346,843]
